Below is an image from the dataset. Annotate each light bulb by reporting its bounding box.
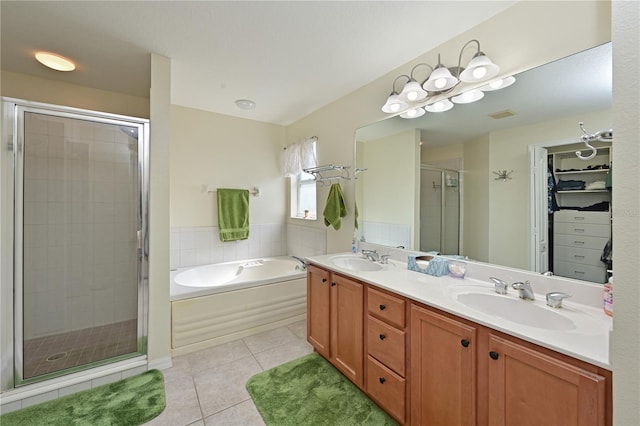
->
[489,79,504,89]
[390,103,401,112]
[406,109,418,118]
[463,92,474,101]
[432,101,445,111]
[472,66,487,79]
[435,78,447,89]
[407,91,418,101]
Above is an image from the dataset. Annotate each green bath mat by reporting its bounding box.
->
[246,353,397,426]
[0,369,165,426]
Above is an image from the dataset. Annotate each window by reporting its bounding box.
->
[291,170,317,219]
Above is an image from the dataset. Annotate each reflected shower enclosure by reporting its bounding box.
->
[419,166,460,254]
[2,99,149,387]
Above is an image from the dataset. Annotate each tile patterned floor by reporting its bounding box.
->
[23,319,138,379]
[145,320,312,426]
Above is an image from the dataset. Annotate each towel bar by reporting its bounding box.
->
[204,185,260,197]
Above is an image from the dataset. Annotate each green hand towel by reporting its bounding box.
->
[217,188,250,241]
[323,183,348,230]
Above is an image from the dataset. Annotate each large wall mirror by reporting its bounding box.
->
[355,42,612,284]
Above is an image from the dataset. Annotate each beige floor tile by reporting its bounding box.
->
[252,338,313,371]
[162,355,192,384]
[185,339,253,373]
[144,376,202,426]
[242,326,300,355]
[203,400,266,426]
[286,319,307,339]
[187,421,205,426]
[194,356,263,418]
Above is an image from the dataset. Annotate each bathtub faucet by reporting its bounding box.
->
[291,256,307,271]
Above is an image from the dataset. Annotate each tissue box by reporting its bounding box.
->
[408,255,449,277]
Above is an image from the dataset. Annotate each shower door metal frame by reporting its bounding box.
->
[2,98,149,388]
[420,165,461,254]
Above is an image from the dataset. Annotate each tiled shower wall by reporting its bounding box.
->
[170,222,327,269]
[22,113,138,340]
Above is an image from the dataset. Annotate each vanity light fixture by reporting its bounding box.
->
[381,39,512,119]
[34,51,76,71]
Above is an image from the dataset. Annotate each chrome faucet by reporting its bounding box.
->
[489,277,509,295]
[512,281,535,300]
[546,292,571,308]
[361,249,380,262]
[380,254,391,264]
[291,256,307,271]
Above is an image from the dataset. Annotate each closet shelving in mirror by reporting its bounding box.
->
[303,165,351,185]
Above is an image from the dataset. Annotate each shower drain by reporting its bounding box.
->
[46,352,68,362]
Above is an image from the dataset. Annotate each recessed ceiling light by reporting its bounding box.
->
[35,52,76,72]
[235,99,256,110]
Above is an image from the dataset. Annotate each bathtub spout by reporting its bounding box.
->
[291,256,307,271]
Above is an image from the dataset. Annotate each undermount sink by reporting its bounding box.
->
[329,255,392,272]
[455,291,576,331]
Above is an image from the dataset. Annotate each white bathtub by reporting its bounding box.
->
[170,257,307,355]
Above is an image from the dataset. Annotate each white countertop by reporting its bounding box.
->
[306,253,612,370]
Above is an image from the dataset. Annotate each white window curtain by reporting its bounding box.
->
[283,137,317,176]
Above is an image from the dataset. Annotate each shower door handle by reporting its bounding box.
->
[137,230,142,250]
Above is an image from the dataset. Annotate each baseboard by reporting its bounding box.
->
[147,355,173,371]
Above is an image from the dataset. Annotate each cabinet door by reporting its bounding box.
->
[331,273,364,387]
[487,334,607,426]
[410,304,477,426]
[306,264,331,358]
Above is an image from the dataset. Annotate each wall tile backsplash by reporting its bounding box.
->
[170,222,327,269]
[361,221,411,250]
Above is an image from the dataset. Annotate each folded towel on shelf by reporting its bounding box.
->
[585,180,606,190]
[556,179,586,191]
[323,183,348,230]
[217,188,250,241]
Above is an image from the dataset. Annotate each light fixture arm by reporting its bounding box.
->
[409,63,434,81]
[455,39,481,77]
[391,74,411,93]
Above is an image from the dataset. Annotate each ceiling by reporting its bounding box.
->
[356,42,612,146]
[1,1,517,126]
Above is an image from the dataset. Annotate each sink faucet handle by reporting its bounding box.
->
[380,254,391,264]
[546,292,571,308]
[489,277,508,295]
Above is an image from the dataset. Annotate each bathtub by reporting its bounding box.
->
[170,257,307,355]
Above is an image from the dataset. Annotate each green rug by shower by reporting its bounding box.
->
[246,353,397,426]
[0,369,165,426]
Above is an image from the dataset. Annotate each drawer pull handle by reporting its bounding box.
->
[379,377,386,384]
[574,241,585,245]
[379,304,386,311]
[574,270,585,274]
[322,278,327,283]
[379,334,386,340]
[489,351,500,360]
[331,282,336,287]
[574,228,585,232]
[461,339,470,348]
[574,255,585,259]
[574,217,585,220]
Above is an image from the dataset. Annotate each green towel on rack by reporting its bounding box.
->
[323,183,348,230]
[217,188,250,241]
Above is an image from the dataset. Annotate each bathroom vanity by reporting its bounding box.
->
[305,253,612,425]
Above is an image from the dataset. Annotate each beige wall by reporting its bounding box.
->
[462,134,490,262]
[611,1,640,422]
[1,71,149,119]
[421,143,464,165]
[170,105,286,228]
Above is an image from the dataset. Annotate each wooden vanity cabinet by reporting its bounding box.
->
[306,264,364,387]
[410,303,477,426]
[485,332,610,426]
[366,287,408,424]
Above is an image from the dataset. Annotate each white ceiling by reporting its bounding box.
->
[1,1,517,125]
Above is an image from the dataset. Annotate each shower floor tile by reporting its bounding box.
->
[23,319,138,380]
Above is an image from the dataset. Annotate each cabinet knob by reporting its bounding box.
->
[322,278,327,283]
[331,282,336,286]
[379,333,386,340]
[379,377,386,384]
[489,351,500,360]
[461,339,470,348]
[379,304,386,311]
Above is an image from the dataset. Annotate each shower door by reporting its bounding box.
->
[419,166,460,254]
[8,100,148,386]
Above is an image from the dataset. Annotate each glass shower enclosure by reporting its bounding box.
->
[1,99,149,388]
[419,166,460,255]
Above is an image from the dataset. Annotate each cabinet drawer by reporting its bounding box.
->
[367,287,405,328]
[367,315,406,376]
[554,210,610,224]
[553,245,604,266]
[554,234,609,250]
[555,222,610,238]
[367,355,405,424]
[554,260,607,283]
